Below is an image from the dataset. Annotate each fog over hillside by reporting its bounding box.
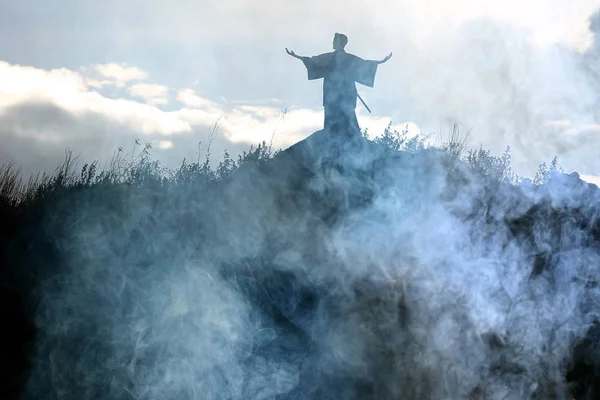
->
[1,131,599,399]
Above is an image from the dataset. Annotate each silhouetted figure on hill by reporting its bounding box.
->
[286,33,392,139]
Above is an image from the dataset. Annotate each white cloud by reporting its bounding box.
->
[93,63,148,87]
[0,62,361,150]
[171,102,316,148]
[154,140,174,150]
[0,61,432,154]
[129,83,169,99]
[177,88,218,109]
[219,106,321,146]
[148,97,169,106]
[0,62,87,107]
[581,174,600,187]
[0,62,186,135]
[129,83,169,105]
[85,79,113,88]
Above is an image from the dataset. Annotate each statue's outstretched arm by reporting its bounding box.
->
[376,52,393,64]
[285,48,309,62]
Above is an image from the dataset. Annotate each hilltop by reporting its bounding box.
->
[2,129,600,399]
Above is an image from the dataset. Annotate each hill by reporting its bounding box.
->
[2,130,600,399]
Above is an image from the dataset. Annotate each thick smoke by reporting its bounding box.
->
[383,11,600,178]
[11,129,600,399]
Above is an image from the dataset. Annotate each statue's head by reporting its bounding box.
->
[333,33,348,50]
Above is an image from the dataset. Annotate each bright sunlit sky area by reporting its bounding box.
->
[2,0,600,183]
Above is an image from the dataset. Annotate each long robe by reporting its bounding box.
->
[301,50,378,110]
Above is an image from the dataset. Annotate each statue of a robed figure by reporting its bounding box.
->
[286,33,392,138]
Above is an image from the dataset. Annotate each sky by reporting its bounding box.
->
[2,0,600,182]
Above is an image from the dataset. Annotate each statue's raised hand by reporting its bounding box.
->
[285,48,298,58]
[379,52,393,64]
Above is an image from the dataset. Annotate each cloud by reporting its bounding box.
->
[0,63,226,177]
[84,79,114,89]
[0,62,87,108]
[154,140,174,150]
[0,61,189,136]
[175,97,417,147]
[129,83,169,99]
[147,97,169,106]
[93,63,148,87]
[0,62,413,178]
[0,100,241,180]
[580,174,600,187]
[0,60,334,149]
[177,88,219,109]
[129,83,169,105]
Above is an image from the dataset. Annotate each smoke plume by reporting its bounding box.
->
[8,129,600,399]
